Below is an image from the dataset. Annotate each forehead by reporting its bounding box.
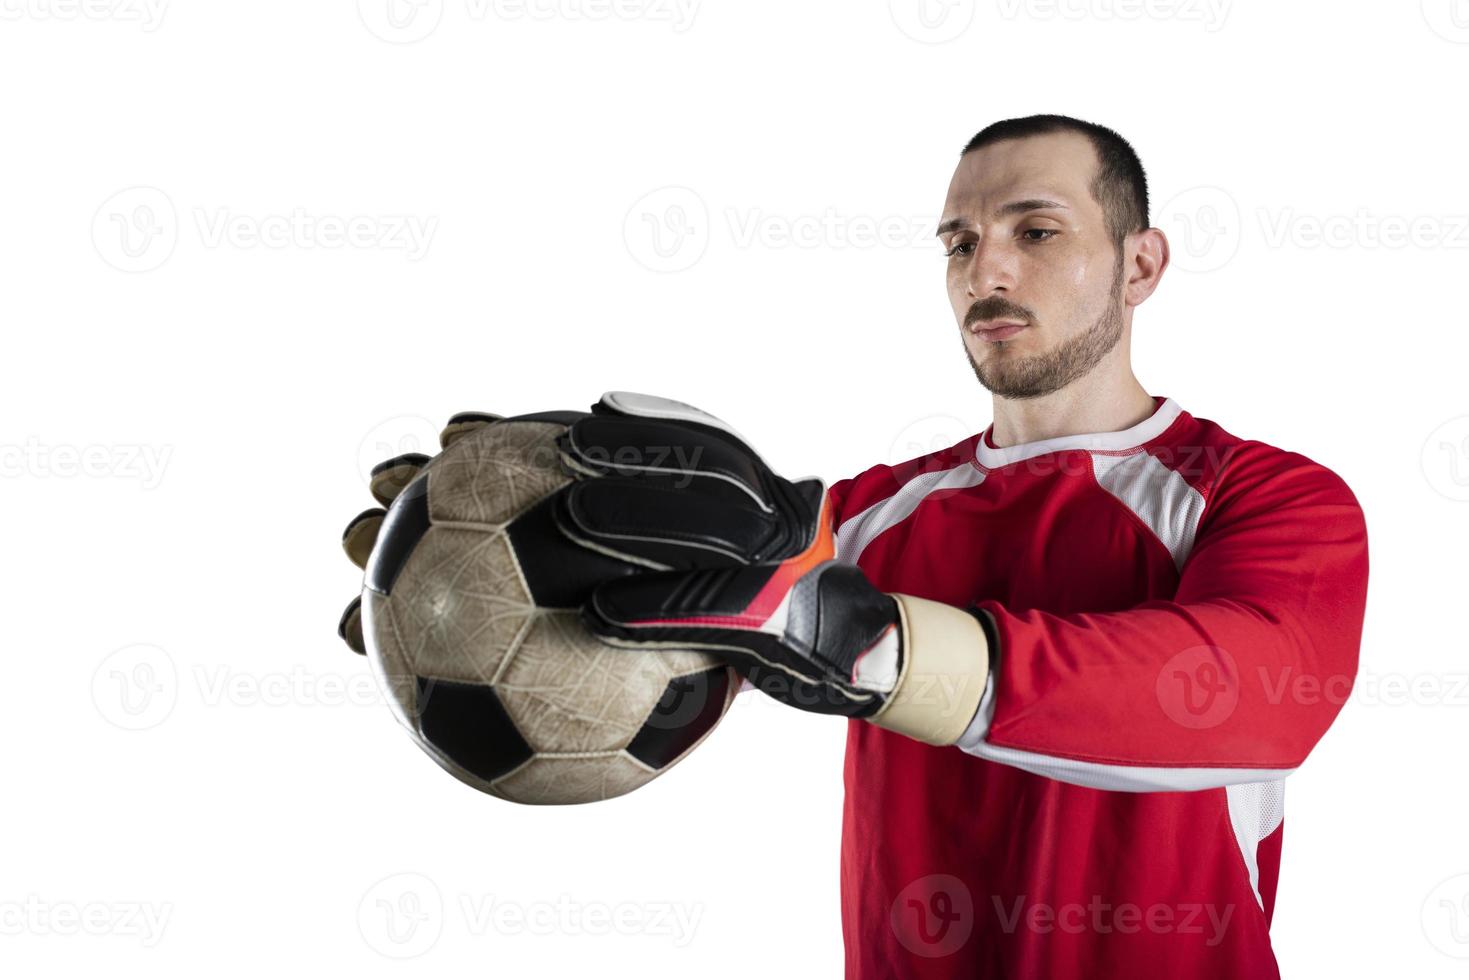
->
[942,130,1102,220]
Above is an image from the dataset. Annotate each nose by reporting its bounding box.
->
[964,236,1016,299]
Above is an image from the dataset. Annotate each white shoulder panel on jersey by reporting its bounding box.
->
[833,463,987,565]
[1091,451,1208,570]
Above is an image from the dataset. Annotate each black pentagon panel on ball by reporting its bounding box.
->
[625,666,733,770]
[364,474,432,596]
[414,676,534,784]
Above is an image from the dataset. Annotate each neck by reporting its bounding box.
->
[987,348,1155,448]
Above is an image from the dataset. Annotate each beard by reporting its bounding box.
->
[965,260,1126,401]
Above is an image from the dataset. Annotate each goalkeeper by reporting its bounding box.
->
[571,115,1368,979]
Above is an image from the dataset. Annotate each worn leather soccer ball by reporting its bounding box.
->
[338,400,740,804]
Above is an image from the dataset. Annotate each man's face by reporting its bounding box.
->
[939,131,1126,400]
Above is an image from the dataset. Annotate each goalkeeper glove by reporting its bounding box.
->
[563,393,993,746]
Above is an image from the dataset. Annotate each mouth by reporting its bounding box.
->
[968,320,1028,343]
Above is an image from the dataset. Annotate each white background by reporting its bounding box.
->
[3,1,1468,976]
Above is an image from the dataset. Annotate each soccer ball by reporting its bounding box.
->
[358,412,739,804]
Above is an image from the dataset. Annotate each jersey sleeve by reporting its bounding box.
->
[826,475,856,529]
[956,446,1369,792]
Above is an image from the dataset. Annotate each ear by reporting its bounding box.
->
[1123,227,1170,307]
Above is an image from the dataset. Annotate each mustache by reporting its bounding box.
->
[965,296,1036,329]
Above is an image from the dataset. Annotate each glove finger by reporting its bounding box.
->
[559,478,779,568]
[342,507,387,569]
[369,453,430,507]
[588,565,779,631]
[575,475,831,568]
[594,391,758,454]
[440,411,504,450]
[338,596,366,655]
[562,413,779,512]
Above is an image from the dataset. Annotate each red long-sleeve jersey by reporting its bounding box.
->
[830,396,1368,979]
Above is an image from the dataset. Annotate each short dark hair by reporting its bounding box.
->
[960,115,1149,249]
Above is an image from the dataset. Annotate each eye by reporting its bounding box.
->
[943,241,975,258]
[1021,228,1058,242]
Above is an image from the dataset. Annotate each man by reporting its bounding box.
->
[583,115,1368,977]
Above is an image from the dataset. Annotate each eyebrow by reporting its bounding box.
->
[935,199,1068,237]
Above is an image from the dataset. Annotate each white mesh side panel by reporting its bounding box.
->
[961,741,1296,793]
[834,463,987,565]
[1226,779,1287,908]
[1091,452,1208,569]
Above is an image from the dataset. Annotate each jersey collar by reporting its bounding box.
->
[974,397,1184,468]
